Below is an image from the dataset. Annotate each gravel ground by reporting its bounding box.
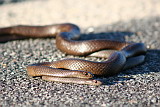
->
[0,0,160,107]
[0,17,160,107]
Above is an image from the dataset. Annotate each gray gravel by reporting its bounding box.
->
[0,17,160,106]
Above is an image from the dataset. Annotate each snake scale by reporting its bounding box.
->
[0,23,147,85]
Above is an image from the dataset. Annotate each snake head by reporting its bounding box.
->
[74,71,94,79]
[85,79,102,85]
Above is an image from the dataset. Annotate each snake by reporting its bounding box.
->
[0,23,147,85]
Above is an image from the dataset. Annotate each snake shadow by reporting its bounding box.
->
[99,49,160,85]
[80,31,133,41]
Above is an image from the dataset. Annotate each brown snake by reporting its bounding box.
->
[0,23,147,85]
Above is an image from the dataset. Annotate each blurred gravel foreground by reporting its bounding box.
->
[0,0,160,106]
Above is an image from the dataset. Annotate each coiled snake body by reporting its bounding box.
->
[0,23,147,85]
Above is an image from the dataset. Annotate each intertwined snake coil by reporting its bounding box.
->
[0,23,147,85]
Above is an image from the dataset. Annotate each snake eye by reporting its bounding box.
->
[81,72,94,78]
[93,80,97,83]
[92,80,102,85]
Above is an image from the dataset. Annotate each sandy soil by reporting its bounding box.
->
[0,0,160,28]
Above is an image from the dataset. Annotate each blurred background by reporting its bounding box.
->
[0,0,160,28]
